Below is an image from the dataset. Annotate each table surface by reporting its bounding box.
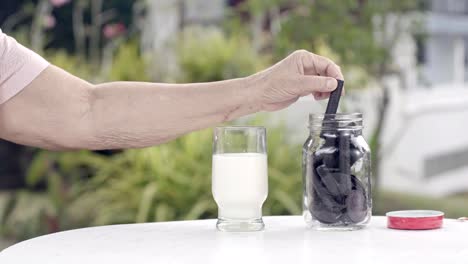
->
[1,216,467,264]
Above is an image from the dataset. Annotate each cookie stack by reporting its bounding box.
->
[309,80,369,224]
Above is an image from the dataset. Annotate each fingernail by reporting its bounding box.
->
[327,78,337,90]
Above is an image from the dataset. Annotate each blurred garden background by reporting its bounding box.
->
[2,0,468,249]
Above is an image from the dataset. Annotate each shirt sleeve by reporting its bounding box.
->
[0,29,50,104]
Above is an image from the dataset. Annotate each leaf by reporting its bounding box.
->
[155,203,174,222]
[272,189,301,215]
[26,151,50,186]
[183,199,216,220]
[0,193,17,229]
[136,183,158,223]
[47,172,65,211]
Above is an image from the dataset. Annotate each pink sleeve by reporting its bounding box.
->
[0,29,49,104]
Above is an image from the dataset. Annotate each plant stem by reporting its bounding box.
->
[73,0,87,59]
[90,0,103,68]
[31,0,51,52]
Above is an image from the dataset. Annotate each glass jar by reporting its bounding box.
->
[302,113,371,230]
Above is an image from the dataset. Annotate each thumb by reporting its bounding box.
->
[296,76,338,97]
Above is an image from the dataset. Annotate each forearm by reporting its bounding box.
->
[0,65,259,150]
[90,78,258,149]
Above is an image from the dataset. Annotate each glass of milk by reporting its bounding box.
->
[212,126,268,232]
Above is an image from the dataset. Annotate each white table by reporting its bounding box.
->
[1,216,467,264]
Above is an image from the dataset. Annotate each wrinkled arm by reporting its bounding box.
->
[0,50,342,150]
[0,65,256,150]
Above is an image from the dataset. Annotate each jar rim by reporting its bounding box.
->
[308,112,363,130]
[309,113,362,120]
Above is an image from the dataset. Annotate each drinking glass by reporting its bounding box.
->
[212,126,268,232]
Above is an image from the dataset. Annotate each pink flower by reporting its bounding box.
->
[103,23,126,39]
[49,0,71,7]
[43,15,56,29]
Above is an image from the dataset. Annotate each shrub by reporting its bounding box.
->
[0,123,302,240]
[177,26,268,82]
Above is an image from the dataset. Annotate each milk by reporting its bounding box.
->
[212,153,268,220]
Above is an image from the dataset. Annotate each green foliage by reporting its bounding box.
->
[237,0,419,89]
[178,26,268,82]
[108,41,150,82]
[43,40,149,82]
[274,0,418,69]
[0,124,302,240]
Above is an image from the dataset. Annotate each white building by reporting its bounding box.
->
[423,0,468,85]
[378,0,468,197]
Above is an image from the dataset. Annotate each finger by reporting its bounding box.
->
[317,57,345,96]
[311,55,345,96]
[313,92,321,100]
[297,76,337,97]
[295,50,344,79]
[313,54,344,80]
[312,92,321,99]
[314,92,330,101]
[313,92,325,100]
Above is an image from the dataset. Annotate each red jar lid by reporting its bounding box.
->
[386,210,444,230]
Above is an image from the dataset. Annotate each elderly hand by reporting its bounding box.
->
[247,50,344,111]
